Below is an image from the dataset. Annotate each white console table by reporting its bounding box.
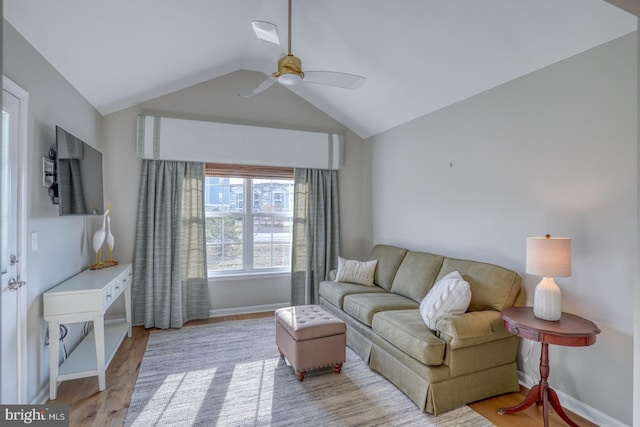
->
[43,263,132,400]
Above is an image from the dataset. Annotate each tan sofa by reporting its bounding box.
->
[318,244,525,415]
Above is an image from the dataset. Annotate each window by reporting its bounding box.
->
[205,164,294,276]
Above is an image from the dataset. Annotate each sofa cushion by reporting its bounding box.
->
[336,257,377,285]
[390,251,444,303]
[419,271,472,330]
[318,280,387,309]
[343,293,418,326]
[368,245,408,291]
[436,258,522,312]
[372,310,446,366]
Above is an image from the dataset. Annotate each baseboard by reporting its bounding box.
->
[123,303,289,328]
[209,303,289,318]
[32,387,50,405]
[517,371,628,427]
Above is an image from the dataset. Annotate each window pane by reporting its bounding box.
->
[253,215,292,269]
[204,177,242,212]
[205,216,243,270]
[252,179,293,213]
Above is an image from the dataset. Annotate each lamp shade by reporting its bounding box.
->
[526,236,571,277]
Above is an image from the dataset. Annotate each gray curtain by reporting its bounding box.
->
[291,168,340,305]
[132,160,210,329]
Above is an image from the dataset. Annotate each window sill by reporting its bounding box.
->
[207,271,290,282]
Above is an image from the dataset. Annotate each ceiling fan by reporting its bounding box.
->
[239,0,366,97]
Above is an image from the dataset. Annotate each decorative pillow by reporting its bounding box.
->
[419,271,472,330]
[335,257,378,286]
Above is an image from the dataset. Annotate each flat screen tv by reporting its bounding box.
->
[55,126,105,215]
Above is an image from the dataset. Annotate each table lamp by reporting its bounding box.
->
[526,235,571,321]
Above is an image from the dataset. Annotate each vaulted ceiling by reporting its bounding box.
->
[4,1,637,138]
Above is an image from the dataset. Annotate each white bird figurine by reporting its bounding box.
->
[92,209,109,265]
[106,214,115,261]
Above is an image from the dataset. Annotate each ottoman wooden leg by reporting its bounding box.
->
[333,363,343,374]
[278,347,284,357]
[296,371,306,381]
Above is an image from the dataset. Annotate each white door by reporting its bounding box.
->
[1,78,28,404]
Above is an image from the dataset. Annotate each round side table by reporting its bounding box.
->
[498,306,601,427]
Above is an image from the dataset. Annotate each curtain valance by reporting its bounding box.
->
[137,115,343,170]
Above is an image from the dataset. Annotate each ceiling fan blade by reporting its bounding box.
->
[238,75,278,98]
[251,21,282,47]
[303,71,366,90]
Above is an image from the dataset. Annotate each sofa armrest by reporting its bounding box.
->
[436,310,513,349]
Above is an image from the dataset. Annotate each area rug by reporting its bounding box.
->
[125,317,494,426]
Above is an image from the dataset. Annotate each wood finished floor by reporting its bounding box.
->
[48,312,597,427]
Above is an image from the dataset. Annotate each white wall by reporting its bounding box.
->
[101,69,369,315]
[366,33,637,425]
[3,21,104,403]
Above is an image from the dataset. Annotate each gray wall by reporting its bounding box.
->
[366,33,637,425]
[3,21,104,402]
[101,69,370,315]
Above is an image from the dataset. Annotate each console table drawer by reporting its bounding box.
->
[44,264,131,319]
[45,291,106,317]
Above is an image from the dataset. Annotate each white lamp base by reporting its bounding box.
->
[533,277,561,321]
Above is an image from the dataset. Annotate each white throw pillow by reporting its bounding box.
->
[419,271,472,330]
[335,257,377,286]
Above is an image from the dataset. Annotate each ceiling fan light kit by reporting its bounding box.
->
[240,0,365,97]
[278,73,303,86]
[276,54,304,85]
